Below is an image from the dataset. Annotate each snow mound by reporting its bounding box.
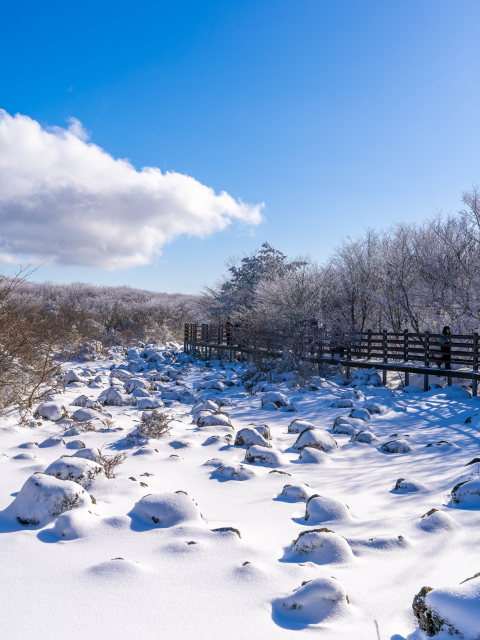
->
[197,412,232,428]
[402,385,423,394]
[53,509,98,540]
[278,484,311,502]
[44,456,104,488]
[130,492,202,527]
[380,439,413,454]
[202,435,232,446]
[7,473,91,526]
[38,437,65,448]
[451,478,480,506]
[304,495,351,523]
[35,402,65,422]
[293,428,337,453]
[235,427,271,448]
[333,416,364,430]
[262,402,278,411]
[288,419,315,434]
[288,528,354,564]
[261,391,290,408]
[273,576,350,626]
[197,380,225,392]
[210,463,257,481]
[12,452,38,461]
[368,387,395,397]
[70,395,97,408]
[298,447,331,464]
[418,509,458,533]
[347,535,409,553]
[66,440,86,450]
[350,431,378,444]
[425,440,461,452]
[244,445,283,466]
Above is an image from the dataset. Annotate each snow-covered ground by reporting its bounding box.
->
[1,344,480,640]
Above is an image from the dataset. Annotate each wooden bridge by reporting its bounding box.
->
[184,324,480,395]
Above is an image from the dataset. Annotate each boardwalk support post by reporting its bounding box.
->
[473,333,478,397]
[424,331,430,391]
[382,329,387,386]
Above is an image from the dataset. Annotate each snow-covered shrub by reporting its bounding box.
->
[197,411,232,428]
[136,409,172,439]
[44,456,104,488]
[290,529,354,564]
[210,463,257,481]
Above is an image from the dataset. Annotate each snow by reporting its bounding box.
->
[1,347,480,639]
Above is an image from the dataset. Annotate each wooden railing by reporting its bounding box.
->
[184,324,480,394]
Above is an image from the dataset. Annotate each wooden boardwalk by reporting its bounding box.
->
[184,324,480,395]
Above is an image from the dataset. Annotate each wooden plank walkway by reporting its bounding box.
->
[184,324,480,395]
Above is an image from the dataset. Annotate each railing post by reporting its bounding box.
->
[424,331,430,391]
[367,329,372,360]
[403,329,409,387]
[382,329,387,385]
[473,332,478,397]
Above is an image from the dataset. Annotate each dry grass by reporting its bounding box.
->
[95,448,127,478]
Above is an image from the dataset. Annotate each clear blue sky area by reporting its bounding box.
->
[1,1,479,293]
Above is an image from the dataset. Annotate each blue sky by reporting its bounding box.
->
[1,0,479,293]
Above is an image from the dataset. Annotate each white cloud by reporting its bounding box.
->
[0,110,263,269]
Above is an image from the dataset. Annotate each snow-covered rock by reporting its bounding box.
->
[103,388,137,406]
[234,427,271,448]
[363,402,384,415]
[7,474,91,526]
[132,388,151,398]
[380,439,413,454]
[418,509,458,533]
[293,428,337,453]
[451,478,480,506]
[290,529,354,564]
[197,412,233,428]
[261,391,290,408]
[44,456,103,488]
[350,431,378,444]
[393,478,427,493]
[348,408,371,422]
[244,445,283,466]
[278,484,311,502]
[274,576,349,625]
[248,424,271,440]
[35,402,66,422]
[124,378,149,393]
[304,495,351,523]
[72,408,105,422]
[331,399,353,408]
[130,492,202,527]
[137,398,164,410]
[288,419,315,433]
[413,577,480,638]
[65,440,86,450]
[210,463,257,481]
